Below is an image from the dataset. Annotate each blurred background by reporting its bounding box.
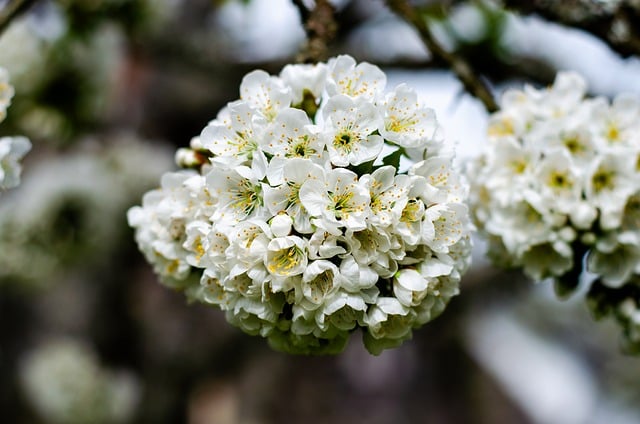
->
[1,0,640,423]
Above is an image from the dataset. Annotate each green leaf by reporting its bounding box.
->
[553,275,580,300]
[348,159,375,176]
[292,89,319,121]
[381,146,405,170]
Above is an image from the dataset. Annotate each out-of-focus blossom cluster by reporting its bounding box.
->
[0,0,181,144]
[587,277,640,353]
[0,66,30,193]
[0,134,172,287]
[58,0,182,32]
[20,339,140,424]
[468,71,640,289]
[128,55,473,355]
[0,9,122,143]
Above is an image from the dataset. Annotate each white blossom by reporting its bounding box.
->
[0,136,31,191]
[206,160,267,225]
[380,83,439,149]
[322,94,384,166]
[239,70,293,121]
[299,167,370,233]
[1,135,170,288]
[469,71,640,290]
[279,62,327,105]
[325,55,386,100]
[0,67,31,194]
[200,101,266,168]
[263,157,324,233]
[260,107,324,161]
[129,55,472,355]
[127,171,198,288]
[0,67,14,121]
[20,339,140,424]
[266,235,308,278]
[617,295,640,348]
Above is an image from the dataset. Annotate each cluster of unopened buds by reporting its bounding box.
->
[129,55,473,354]
[468,71,640,294]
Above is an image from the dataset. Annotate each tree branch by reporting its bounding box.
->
[291,0,311,22]
[0,0,37,36]
[294,0,338,64]
[503,0,640,58]
[386,0,498,112]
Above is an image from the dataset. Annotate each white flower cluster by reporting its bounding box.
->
[128,55,473,355]
[468,72,640,287]
[0,17,49,94]
[0,134,172,287]
[0,67,30,193]
[20,339,140,424]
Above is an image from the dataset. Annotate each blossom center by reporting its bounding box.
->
[287,135,315,158]
[269,245,305,276]
[307,271,334,303]
[511,159,527,174]
[606,123,620,141]
[387,115,417,133]
[592,170,615,192]
[230,180,262,215]
[563,136,584,155]
[329,190,356,219]
[401,199,421,222]
[488,118,514,137]
[548,171,572,190]
[334,132,355,153]
[231,131,258,159]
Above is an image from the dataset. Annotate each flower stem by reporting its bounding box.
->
[554,241,589,299]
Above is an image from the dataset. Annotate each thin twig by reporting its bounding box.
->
[386,0,499,113]
[295,0,337,64]
[0,0,37,36]
[291,0,311,22]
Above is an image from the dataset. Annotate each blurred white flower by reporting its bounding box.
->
[0,136,30,191]
[0,67,14,121]
[129,55,473,355]
[0,67,31,194]
[1,134,172,287]
[20,338,140,424]
[619,296,640,346]
[0,17,50,93]
[469,71,640,288]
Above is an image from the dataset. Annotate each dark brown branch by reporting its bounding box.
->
[291,0,311,22]
[386,0,499,113]
[0,0,37,36]
[295,0,338,64]
[503,0,640,58]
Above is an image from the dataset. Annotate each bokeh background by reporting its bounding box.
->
[2,0,640,423]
